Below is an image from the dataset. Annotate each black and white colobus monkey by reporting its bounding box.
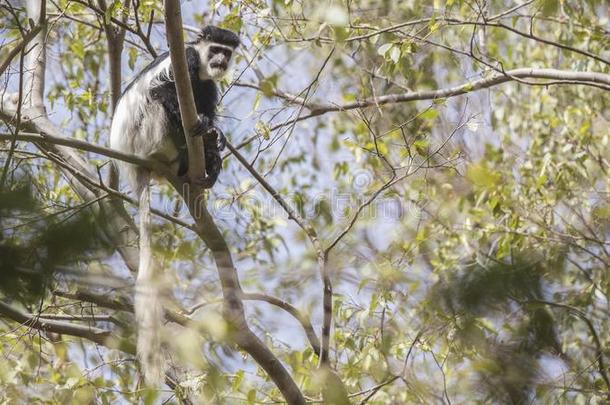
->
[109,25,239,385]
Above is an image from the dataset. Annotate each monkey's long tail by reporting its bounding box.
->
[135,179,165,386]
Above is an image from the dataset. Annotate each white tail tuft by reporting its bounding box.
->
[135,181,165,386]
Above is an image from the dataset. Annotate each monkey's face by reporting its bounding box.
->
[202,43,235,80]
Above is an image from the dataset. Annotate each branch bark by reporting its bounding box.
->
[0,131,166,173]
[56,287,321,356]
[232,67,610,150]
[171,177,306,404]
[163,0,205,183]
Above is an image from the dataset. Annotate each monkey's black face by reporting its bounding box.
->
[208,46,233,71]
[195,42,235,80]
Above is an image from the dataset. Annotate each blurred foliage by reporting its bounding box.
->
[0,177,109,303]
[1,0,609,403]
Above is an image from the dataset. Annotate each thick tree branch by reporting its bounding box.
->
[55,288,322,356]
[163,0,205,183]
[172,177,306,405]
[0,131,164,173]
[53,290,191,326]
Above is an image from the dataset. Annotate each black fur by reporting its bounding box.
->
[149,49,223,182]
[196,26,240,48]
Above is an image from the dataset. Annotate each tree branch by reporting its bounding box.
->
[53,290,191,326]
[225,142,332,367]
[310,69,610,114]
[0,131,167,174]
[163,0,205,183]
[98,0,130,112]
[242,292,321,356]
[0,300,112,345]
[0,24,44,77]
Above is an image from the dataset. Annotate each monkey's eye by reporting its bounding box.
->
[209,47,232,59]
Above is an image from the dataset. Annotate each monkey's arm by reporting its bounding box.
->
[201,127,223,187]
[185,46,201,81]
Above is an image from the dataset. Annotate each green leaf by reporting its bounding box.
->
[259,74,279,97]
[420,108,438,121]
[413,139,430,155]
[232,370,244,390]
[467,164,502,188]
[369,293,379,313]
[128,47,138,70]
[247,389,256,404]
[256,121,271,140]
[538,0,558,15]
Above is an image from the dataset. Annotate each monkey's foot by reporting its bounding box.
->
[194,174,217,189]
[180,174,216,189]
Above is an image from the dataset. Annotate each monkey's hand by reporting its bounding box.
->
[192,117,226,151]
[204,125,227,151]
[191,116,212,138]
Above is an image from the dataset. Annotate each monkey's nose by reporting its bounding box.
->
[211,62,228,70]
